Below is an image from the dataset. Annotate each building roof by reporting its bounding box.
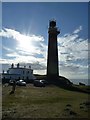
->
[9,67,33,70]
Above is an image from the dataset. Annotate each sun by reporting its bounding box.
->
[17,34,35,53]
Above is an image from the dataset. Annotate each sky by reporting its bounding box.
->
[0,2,89,84]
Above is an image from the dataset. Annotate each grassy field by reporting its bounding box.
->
[2,83,90,119]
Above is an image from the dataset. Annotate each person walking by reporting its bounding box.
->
[9,80,16,94]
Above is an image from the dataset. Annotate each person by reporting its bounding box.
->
[9,80,16,94]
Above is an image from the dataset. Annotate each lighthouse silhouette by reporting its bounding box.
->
[47,20,60,83]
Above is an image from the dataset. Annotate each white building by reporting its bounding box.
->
[1,63,36,83]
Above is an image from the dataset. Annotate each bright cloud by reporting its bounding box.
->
[0,28,47,73]
[73,26,82,34]
[0,26,88,79]
[1,28,45,56]
[58,26,88,79]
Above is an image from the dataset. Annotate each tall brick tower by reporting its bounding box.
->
[47,20,60,82]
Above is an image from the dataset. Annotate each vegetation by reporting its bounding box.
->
[2,83,90,119]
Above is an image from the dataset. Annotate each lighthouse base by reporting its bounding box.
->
[46,74,59,84]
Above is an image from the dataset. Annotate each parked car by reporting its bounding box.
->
[40,80,48,85]
[33,80,45,87]
[16,80,26,86]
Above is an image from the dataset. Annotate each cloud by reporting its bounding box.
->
[0,26,88,79]
[58,26,88,63]
[1,28,44,42]
[1,28,47,56]
[0,28,47,73]
[58,26,88,79]
[73,26,82,34]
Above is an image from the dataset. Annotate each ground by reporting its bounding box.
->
[2,83,90,119]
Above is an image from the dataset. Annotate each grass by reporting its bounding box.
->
[2,83,90,119]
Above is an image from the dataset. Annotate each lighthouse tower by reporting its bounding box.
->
[47,20,60,82]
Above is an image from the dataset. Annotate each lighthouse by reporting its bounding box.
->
[47,20,60,82]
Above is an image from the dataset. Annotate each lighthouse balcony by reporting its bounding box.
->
[48,27,60,34]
